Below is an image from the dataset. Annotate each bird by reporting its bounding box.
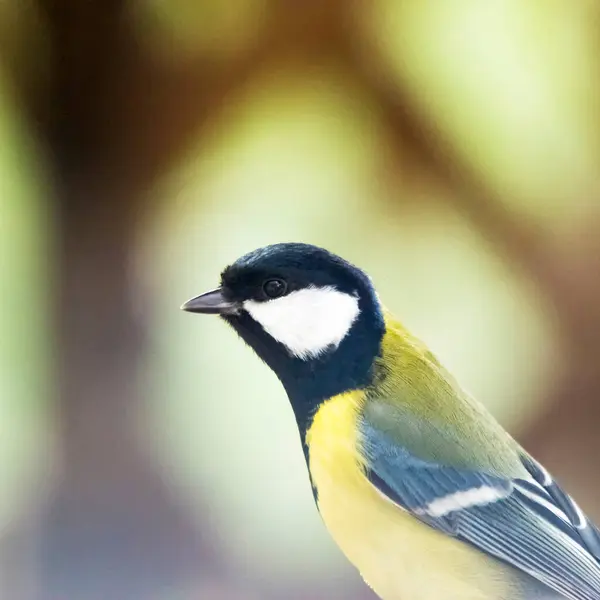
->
[181,242,600,600]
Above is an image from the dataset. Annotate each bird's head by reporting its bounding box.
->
[182,243,385,428]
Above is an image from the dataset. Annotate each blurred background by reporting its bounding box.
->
[1,0,600,598]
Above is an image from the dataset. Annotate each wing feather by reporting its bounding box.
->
[362,422,600,600]
[521,455,600,561]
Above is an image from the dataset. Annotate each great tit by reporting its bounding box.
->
[182,242,600,600]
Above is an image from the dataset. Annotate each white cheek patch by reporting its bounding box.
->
[243,286,360,360]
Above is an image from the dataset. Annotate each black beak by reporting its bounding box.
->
[181,288,240,315]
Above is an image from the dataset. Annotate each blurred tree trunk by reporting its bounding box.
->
[40,181,212,599]
[32,1,212,598]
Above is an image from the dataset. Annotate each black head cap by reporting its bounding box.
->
[183,243,385,430]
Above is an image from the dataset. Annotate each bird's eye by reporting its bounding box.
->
[262,278,287,299]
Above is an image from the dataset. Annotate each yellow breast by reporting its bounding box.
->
[306,391,518,600]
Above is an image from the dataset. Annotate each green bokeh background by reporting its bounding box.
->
[0,1,598,598]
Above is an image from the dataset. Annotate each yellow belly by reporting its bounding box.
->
[306,391,518,600]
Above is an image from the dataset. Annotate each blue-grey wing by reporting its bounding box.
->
[362,422,600,600]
